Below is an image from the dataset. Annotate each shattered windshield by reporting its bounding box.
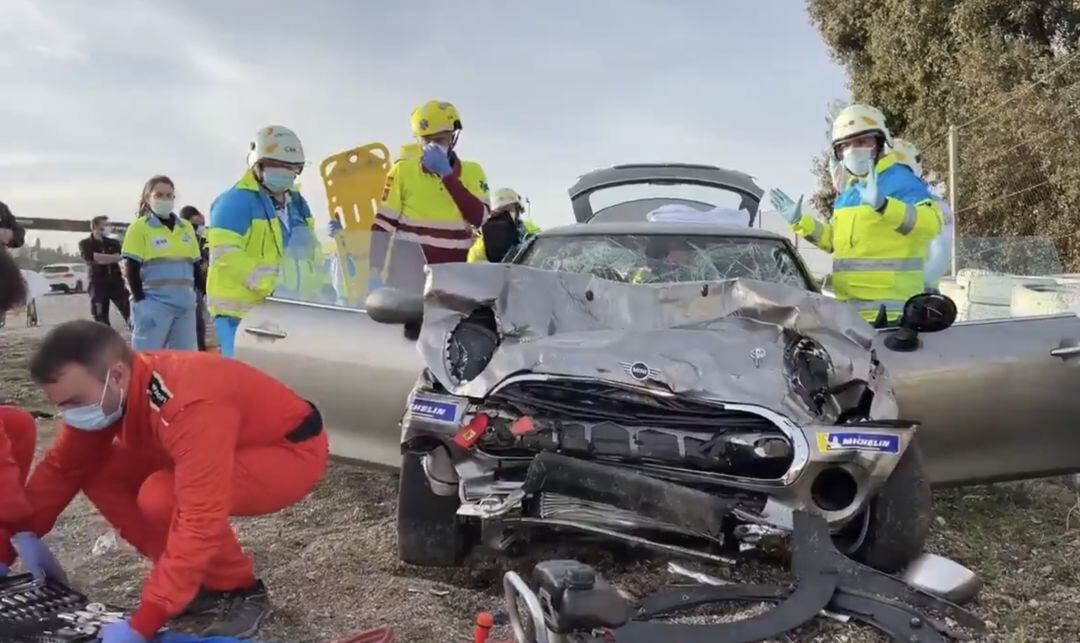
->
[518,234,811,289]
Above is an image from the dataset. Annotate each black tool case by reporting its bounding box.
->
[0,573,111,643]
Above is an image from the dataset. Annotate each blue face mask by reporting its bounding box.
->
[261,167,298,193]
[62,376,125,431]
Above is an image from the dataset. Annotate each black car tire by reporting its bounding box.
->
[850,443,932,573]
[397,451,470,566]
[74,280,84,293]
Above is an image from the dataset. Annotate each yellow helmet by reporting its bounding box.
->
[889,138,923,176]
[831,104,892,156]
[410,100,463,137]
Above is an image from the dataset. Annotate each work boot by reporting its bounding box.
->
[180,586,227,616]
[200,579,271,638]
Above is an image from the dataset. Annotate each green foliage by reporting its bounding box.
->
[807,0,1080,269]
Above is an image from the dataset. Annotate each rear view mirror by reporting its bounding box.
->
[365,287,423,326]
[901,293,957,333]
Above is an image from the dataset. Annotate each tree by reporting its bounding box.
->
[807,0,1080,270]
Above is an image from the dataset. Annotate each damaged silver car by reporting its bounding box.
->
[368,222,956,573]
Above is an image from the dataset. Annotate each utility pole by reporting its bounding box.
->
[947,124,958,275]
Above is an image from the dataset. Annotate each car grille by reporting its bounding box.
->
[492,380,778,431]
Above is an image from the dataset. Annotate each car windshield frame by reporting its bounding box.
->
[515,231,816,291]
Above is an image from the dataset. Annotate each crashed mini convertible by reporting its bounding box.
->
[371,244,951,573]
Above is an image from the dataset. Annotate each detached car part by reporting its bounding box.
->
[501,512,984,643]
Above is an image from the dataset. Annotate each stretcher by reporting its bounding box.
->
[318,142,392,307]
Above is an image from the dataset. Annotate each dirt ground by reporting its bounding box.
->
[4,299,1080,642]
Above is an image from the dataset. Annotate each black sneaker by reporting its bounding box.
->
[180,586,227,616]
[200,579,271,639]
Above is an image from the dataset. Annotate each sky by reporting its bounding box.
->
[0,0,848,273]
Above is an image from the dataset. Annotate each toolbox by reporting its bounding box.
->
[0,573,126,642]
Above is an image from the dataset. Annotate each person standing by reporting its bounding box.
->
[889,138,955,293]
[338,100,489,292]
[768,104,943,325]
[207,125,314,357]
[179,206,210,350]
[79,216,131,329]
[121,176,201,350]
[0,201,26,250]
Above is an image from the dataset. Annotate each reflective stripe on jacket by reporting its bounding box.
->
[206,171,314,318]
[792,154,943,321]
[121,215,200,307]
[374,157,489,251]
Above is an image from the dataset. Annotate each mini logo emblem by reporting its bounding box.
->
[620,361,660,381]
[751,347,767,368]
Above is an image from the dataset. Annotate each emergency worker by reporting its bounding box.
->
[0,246,55,585]
[207,125,315,357]
[890,138,955,292]
[361,100,489,291]
[467,188,540,263]
[179,207,210,350]
[768,104,943,324]
[122,176,202,350]
[20,320,329,642]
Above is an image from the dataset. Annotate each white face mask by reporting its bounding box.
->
[841,147,874,177]
[149,198,174,217]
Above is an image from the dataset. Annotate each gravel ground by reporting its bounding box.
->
[3,297,1080,641]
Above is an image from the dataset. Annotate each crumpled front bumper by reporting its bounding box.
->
[402,384,916,534]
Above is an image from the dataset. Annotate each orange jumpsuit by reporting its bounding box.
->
[17,351,329,638]
[0,405,36,566]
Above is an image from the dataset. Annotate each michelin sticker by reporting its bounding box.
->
[816,431,900,454]
[407,394,463,425]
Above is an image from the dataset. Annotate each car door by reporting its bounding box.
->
[234,232,425,468]
[875,313,1080,486]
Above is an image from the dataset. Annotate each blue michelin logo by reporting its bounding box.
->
[817,431,900,454]
[408,395,461,424]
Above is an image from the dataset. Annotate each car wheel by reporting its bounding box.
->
[74,281,84,293]
[848,444,932,573]
[397,451,470,566]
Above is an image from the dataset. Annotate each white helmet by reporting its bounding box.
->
[492,188,525,214]
[247,125,305,168]
[889,138,923,176]
[831,104,892,157]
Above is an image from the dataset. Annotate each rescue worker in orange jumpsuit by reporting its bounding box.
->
[20,319,329,642]
[0,245,60,584]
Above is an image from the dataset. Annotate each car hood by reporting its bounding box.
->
[418,263,898,423]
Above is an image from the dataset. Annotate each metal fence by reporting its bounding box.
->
[920,49,1080,275]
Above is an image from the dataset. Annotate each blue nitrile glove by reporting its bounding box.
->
[421,144,453,178]
[368,274,384,292]
[856,164,886,210]
[11,532,68,585]
[100,620,147,643]
[767,188,803,224]
[328,218,343,237]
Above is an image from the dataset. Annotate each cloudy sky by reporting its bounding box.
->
[1,0,847,271]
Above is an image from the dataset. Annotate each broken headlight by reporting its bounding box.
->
[783,336,835,416]
[445,307,500,383]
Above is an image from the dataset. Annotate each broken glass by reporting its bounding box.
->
[520,234,811,290]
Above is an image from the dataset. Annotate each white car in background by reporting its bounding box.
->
[40,263,88,294]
